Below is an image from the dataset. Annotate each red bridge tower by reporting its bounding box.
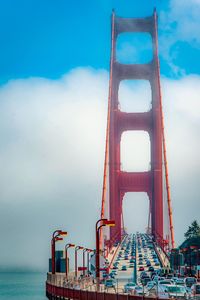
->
[108,10,163,244]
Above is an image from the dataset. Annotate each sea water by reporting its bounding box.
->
[0,272,47,300]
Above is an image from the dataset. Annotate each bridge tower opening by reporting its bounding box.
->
[122,192,149,234]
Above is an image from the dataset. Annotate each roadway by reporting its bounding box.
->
[107,233,163,292]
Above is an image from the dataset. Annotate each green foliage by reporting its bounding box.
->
[184,220,200,239]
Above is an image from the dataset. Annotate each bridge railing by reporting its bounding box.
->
[46,281,162,300]
[47,272,96,290]
[153,243,170,269]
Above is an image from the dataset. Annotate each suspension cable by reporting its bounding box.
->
[154,9,175,249]
[100,10,115,249]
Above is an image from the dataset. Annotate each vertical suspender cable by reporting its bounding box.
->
[121,210,125,235]
[100,10,115,249]
[153,10,175,249]
[147,202,151,234]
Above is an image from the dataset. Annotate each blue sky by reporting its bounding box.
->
[1,0,198,83]
[0,0,200,270]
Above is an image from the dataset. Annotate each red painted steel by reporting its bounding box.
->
[108,11,164,245]
[153,12,175,248]
[100,11,115,249]
[46,282,168,300]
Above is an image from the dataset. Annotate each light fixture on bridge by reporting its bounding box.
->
[51,230,68,275]
[95,218,116,281]
[75,245,84,278]
[65,243,75,279]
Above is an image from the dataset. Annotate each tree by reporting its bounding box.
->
[184,220,200,239]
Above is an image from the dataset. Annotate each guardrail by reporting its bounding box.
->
[46,281,161,300]
[153,243,170,269]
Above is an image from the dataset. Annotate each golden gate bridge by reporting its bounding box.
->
[46,9,179,300]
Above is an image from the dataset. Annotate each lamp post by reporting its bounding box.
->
[75,246,84,278]
[83,248,87,277]
[86,249,93,276]
[51,230,67,274]
[65,243,75,279]
[95,219,115,280]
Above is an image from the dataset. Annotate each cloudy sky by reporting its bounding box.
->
[0,0,199,271]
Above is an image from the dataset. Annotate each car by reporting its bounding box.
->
[124,282,136,293]
[146,281,156,290]
[105,279,116,289]
[163,285,188,299]
[153,275,163,283]
[134,285,145,295]
[130,259,134,263]
[139,266,144,271]
[140,271,148,278]
[148,266,154,272]
[110,271,117,277]
[142,277,151,286]
[159,279,174,286]
[112,265,118,269]
[121,265,127,271]
[190,283,200,298]
[139,258,143,262]
[129,263,134,268]
[184,277,197,288]
[103,272,108,279]
[138,261,143,265]
[174,278,185,286]
[146,262,151,267]
[151,271,157,279]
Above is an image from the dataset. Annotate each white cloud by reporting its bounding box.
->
[159,0,200,74]
[0,68,199,269]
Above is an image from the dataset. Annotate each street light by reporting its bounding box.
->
[51,230,67,274]
[95,219,115,279]
[65,243,75,279]
[86,249,94,276]
[75,245,84,278]
[82,248,88,277]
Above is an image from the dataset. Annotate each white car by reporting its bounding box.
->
[157,284,188,299]
[159,279,174,286]
[164,285,188,299]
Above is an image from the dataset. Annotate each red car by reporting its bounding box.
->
[138,266,144,271]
